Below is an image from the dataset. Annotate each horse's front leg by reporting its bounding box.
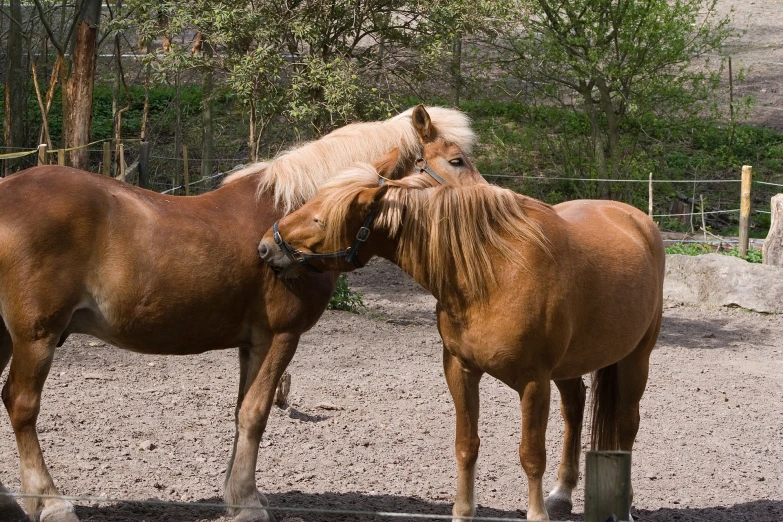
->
[518,378,551,521]
[224,332,299,522]
[442,348,483,522]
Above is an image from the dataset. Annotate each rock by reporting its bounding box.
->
[664,254,783,313]
[315,402,343,411]
[763,194,783,266]
[138,440,156,451]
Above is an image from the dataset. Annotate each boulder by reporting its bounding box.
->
[762,194,783,266]
[664,254,783,313]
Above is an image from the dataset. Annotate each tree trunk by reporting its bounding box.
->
[174,71,182,165]
[66,0,101,169]
[450,34,462,106]
[4,0,27,176]
[248,98,257,163]
[200,41,214,180]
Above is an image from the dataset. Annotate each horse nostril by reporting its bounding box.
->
[258,242,270,260]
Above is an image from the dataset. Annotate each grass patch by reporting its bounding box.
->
[665,243,762,263]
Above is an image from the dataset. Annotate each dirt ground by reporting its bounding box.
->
[714,0,783,130]
[0,258,781,522]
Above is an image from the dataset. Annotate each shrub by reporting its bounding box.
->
[328,274,367,313]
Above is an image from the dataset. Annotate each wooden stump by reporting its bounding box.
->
[763,194,783,266]
[584,451,632,522]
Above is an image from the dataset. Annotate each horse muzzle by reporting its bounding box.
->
[258,237,293,272]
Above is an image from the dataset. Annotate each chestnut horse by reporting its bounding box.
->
[0,106,477,522]
[259,138,665,521]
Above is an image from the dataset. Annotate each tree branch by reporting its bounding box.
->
[33,0,65,55]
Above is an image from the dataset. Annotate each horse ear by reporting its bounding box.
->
[358,185,390,209]
[374,148,400,179]
[412,104,434,143]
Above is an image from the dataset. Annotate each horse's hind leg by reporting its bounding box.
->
[2,333,78,522]
[614,315,661,522]
[545,377,586,517]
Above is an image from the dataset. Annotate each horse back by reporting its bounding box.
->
[0,166,310,352]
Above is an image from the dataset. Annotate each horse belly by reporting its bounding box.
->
[65,296,251,355]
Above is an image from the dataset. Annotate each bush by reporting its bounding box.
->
[328,274,366,313]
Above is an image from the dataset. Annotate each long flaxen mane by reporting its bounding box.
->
[317,165,550,302]
[222,106,475,213]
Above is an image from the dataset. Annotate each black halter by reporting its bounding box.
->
[271,157,444,273]
[273,210,377,273]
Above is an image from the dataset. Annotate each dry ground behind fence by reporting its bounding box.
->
[0,259,781,522]
[715,0,783,130]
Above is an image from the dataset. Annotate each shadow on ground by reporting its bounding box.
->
[34,493,777,522]
[658,313,774,350]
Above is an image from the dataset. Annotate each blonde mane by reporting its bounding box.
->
[317,167,550,302]
[222,106,475,213]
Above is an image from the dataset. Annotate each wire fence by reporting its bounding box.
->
[2,141,781,226]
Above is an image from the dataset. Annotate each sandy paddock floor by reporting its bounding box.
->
[0,258,781,522]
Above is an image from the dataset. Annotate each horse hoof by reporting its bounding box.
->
[544,494,572,518]
[40,502,79,522]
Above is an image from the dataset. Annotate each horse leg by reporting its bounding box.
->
[2,335,78,522]
[517,378,551,521]
[225,332,299,522]
[545,377,586,517]
[442,348,482,522]
[614,318,659,522]
[0,322,28,521]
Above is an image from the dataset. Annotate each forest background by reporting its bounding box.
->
[1,0,781,237]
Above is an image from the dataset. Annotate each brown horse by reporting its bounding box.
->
[259,131,665,521]
[0,106,477,522]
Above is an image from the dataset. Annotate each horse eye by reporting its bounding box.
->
[449,158,464,166]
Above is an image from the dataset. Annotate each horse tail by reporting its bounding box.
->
[590,363,620,451]
[0,319,11,377]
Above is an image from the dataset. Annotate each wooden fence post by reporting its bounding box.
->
[37,144,47,166]
[585,451,632,522]
[57,149,65,166]
[119,142,126,182]
[102,141,111,176]
[182,144,190,195]
[139,141,150,189]
[739,165,752,257]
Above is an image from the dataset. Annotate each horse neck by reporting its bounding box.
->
[376,218,447,303]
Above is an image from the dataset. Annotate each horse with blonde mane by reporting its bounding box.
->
[259,137,665,521]
[0,106,476,522]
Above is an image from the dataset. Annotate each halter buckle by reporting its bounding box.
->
[356,227,371,242]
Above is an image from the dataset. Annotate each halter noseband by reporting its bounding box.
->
[271,157,445,273]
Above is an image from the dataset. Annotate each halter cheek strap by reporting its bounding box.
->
[415,158,447,184]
